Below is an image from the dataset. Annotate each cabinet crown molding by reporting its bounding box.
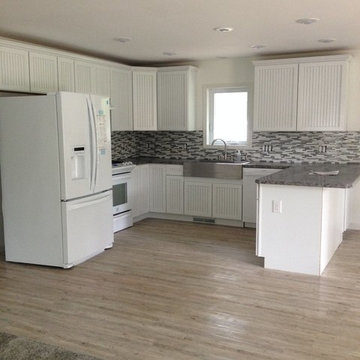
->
[253,54,352,66]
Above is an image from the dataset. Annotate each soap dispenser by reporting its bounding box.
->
[234,150,242,162]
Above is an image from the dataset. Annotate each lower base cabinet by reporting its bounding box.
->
[166,176,184,214]
[184,180,212,217]
[184,178,243,221]
[132,165,149,217]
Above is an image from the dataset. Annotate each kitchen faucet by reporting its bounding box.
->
[211,138,228,160]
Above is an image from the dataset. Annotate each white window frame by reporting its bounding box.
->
[204,84,252,149]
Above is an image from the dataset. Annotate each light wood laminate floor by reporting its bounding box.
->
[0,219,360,359]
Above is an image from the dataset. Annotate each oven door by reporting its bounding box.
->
[112,173,132,215]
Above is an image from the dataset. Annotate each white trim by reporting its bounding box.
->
[253,54,352,66]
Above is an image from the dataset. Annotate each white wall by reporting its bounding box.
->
[0,172,4,255]
[194,50,360,131]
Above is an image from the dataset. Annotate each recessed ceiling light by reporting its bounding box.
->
[318,38,336,43]
[250,44,266,49]
[163,52,177,56]
[113,37,131,43]
[213,27,233,33]
[296,18,320,25]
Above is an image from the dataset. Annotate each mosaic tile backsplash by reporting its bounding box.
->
[111,131,360,163]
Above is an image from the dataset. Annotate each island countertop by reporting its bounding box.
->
[256,163,360,188]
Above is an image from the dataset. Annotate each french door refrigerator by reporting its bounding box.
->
[0,92,113,268]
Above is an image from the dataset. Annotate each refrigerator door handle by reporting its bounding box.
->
[86,98,96,192]
[67,192,111,211]
[90,98,99,191]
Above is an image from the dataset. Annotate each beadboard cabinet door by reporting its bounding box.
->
[157,66,196,131]
[29,52,58,93]
[132,68,157,131]
[166,176,184,214]
[58,57,75,92]
[149,165,166,212]
[132,165,150,218]
[75,60,94,94]
[93,65,111,96]
[110,66,133,131]
[184,180,212,217]
[253,63,298,131]
[0,45,30,92]
[212,183,242,220]
[297,61,348,131]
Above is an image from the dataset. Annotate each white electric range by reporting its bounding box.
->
[112,161,136,232]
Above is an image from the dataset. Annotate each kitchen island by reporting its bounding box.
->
[256,163,360,275]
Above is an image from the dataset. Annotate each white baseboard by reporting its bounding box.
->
[134,212,244,228]
[347,222,360,230]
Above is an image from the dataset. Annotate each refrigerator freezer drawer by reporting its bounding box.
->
[61,190,113,268]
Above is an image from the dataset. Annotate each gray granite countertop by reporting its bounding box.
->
[255,163,360,188]
[243,162,290,169]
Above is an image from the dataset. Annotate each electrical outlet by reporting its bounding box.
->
[319,145,327,153]
[183,143,188,151]
[263,144,273,152]
[272,200,282,213]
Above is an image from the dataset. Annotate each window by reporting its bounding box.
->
[205,86,251,147]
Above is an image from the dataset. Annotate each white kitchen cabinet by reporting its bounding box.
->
[184,179,212,217]
[75,60,94,93]
[93,65,111,96]
[253,64,298,131]
[243,168,283,225]
[297,61,348,131]
[132,67,157,131]
[149,164,166,212]
[0,45,30,92]
[58,57,75,92]
[29,51,58,93]
[110,66,133,131]
[132,165,150,218]
[253,55,351,132]
[166,176,184,214]
[212,183,242,220]
[157,66,197,131]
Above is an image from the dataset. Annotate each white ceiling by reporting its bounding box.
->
[0,0,359,64]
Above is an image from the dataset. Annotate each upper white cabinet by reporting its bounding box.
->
[132,67,157,131]
[110,66,133,131]
[253,55,351,132]
[29,51,58,93]
[253,64,298,131]
[157,66,197,131]
[93,65,111,96]
[74,60,94,94]
[0,45,30,92]
[297,61,348,131]
[58,57,75,92]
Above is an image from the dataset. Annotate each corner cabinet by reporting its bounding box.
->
[157,66,197,131]
[132,67,157,131]
[253,55,351,132]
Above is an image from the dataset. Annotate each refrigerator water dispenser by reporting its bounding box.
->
[71,146,86,180]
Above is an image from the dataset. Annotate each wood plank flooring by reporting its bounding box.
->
[0,219,360,359]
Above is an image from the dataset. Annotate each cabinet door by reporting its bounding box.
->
[166,176,184,214]
[0,46,30,91]
[133,69,157,130]
[212,183,242,220]
[29,52,58,93]
[253,64,298,131]
[132,165,149,218]
[75,60,94,93]
[184,180,212,217]
[110,67,133,131]
[58,57,75,92]
[149,165,166,212]
[93,65,111,96]
[297,61,348,131]
[157,68,196,131]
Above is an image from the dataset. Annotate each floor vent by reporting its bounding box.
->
[193,217,215,224]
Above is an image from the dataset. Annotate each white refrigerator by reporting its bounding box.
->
[0,92,113,268]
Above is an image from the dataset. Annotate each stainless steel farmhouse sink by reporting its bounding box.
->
[183,160,249,180]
